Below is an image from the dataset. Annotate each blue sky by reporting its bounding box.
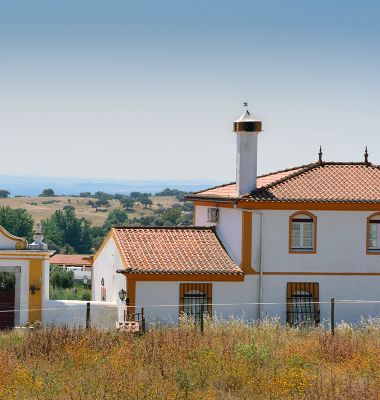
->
[1,0,379,181]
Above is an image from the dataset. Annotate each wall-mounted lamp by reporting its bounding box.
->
[29,285,40,295]
[101,277,104,287]
[83,275,91,290]
[118,289,129,305]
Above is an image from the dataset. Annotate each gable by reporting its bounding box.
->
[0,226,28,250]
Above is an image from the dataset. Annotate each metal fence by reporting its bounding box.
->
[2,299,380,331]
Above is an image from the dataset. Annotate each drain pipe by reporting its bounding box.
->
[234,205,264,319]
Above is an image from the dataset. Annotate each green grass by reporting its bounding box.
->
[49,284,91,301]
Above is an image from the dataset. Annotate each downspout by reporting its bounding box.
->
[234,205,264,319]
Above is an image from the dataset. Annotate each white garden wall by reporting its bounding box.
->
[42,300,118,330]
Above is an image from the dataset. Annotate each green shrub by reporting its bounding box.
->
[81,290,91,301]
[50,266,75,289]
[0,272,15,291]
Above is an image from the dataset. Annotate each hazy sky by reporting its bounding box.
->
[1,0,379,182]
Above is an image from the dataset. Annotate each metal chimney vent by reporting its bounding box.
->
[207,208,219,223]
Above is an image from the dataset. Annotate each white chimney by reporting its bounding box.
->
[233,110,262,196]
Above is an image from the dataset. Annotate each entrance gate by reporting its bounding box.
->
[0,291,15,330]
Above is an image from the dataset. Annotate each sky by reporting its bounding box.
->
[1,0,379,182]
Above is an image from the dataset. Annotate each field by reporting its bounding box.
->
[1,318,380,399]
[0,196,179,227]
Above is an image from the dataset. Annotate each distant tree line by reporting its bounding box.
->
[0,188,194,254]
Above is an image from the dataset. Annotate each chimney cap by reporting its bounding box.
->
[234,110,259,123]
[233,110,262,133]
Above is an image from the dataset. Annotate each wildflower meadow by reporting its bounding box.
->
[0,316,380,399]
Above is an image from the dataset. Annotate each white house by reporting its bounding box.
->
[92,109,380,325]
[49,254,92,283]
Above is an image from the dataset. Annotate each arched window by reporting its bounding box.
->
[183,289,207,322]
[290,290,314,324]
[289,212,317,253]
[180,283,212,321]
[367,213,380,254]
[287,282,319,324]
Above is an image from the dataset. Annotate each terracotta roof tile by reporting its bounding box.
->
[50,254,92,266]
[112,226,243,275]
[186,162,380,204]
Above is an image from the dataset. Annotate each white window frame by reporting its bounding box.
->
[369,220,380,250]
[291,217,314,251]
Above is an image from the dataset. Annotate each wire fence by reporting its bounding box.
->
[1,299,380,331]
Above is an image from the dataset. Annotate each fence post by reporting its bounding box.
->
[141,308,145,333]
[86,302,91,330]
[200,304,204,335]
[331,298,335,336]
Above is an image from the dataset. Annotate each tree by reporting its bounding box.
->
[79,192,92,198]
[93,237,104,251]
[95,198,110,210]
[162,209,182,225]
[91,226,105,239]
[87,200,95,208]
[0,190,10,198]
[50,265,75,289]
[0,206,35,242]
[120,197,135,209]
[40,189,55,197]
[130,192,141,200]
[102,209,129,232]
[0,272,15,291]
[61,244,75,255]
[41,208,93,254]
[94,191,113,200]
[113,194,125,200]
[153,217,164,226]
[44,238,62,254]
[140,198,153,209]
[63,205,75,211]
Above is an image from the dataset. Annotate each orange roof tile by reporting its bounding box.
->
[50,254,92,266]
[112,226,243,275]
[186,162,380,203]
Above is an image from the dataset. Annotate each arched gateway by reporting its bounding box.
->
[0,224,54,328]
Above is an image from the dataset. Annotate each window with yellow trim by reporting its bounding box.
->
[290,212,316,253]
[180,283,212,322]
[286,282,319,325]
[368,213,380,252]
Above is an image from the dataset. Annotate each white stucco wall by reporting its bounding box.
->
[135,276,260,325]
[260,210,380,273]
[92,236,126,322]
[195,206,242,266]
[43,300,118,330]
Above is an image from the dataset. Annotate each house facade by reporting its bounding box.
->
[50,254,92,283]
[92,110,380,324]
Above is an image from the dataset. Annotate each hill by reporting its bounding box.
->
[0,195,180,227]
[0,175,222,197]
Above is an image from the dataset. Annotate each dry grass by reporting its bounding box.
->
[0,196,178,227]
[0,318,380,399]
